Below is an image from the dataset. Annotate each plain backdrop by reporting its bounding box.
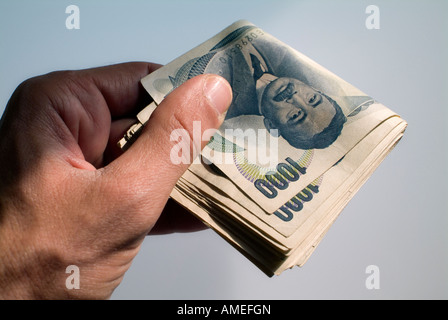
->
[0,0,447,299]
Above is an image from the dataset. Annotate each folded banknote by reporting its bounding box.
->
[119,20,407,276]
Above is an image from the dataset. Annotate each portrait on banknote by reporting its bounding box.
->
[150,23,374,153]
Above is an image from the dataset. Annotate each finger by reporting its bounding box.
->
[149,199,208,235]
[103,74,232,218]
[104,118,138,165]
[80,62,161,118]
[8,62,161,168]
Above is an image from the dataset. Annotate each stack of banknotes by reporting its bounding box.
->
[119,21,407,276]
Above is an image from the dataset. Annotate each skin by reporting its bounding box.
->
[262,77,336,144]
[0,62,232,299]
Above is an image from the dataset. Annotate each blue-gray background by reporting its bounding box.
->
[1,0,446,299]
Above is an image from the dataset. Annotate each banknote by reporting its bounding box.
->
[140,20,396,213]
[119,20,407,275]
[179,116,405,244]
[171,115,406,275]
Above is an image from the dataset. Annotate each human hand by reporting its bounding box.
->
[0,62,232,299]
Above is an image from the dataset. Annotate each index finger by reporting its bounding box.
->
[81,62,161,118]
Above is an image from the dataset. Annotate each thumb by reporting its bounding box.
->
[106,74,232,209]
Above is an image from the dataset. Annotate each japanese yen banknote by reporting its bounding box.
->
[119,20,407,275]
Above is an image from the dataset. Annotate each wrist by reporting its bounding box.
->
[0,204,67,299]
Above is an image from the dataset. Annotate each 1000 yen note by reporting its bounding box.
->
[140,20,400,213]
[172,116,406,275]
[185,114,405,242]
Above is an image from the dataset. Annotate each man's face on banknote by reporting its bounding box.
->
[262,77,340,149]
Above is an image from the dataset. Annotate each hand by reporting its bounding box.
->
[0,62,232,299]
